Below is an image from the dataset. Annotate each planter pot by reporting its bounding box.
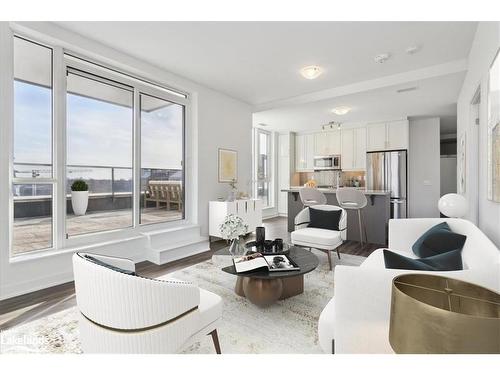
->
[71,191,89,216]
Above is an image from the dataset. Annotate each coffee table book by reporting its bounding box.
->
[233,254,300,273]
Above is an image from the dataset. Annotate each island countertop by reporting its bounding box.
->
[281,187,391,196]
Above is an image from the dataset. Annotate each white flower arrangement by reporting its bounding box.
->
[219,214,248,240]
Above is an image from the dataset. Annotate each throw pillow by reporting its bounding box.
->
[412,222,467,258]
[383,249,463,271]
[308,207,342,231]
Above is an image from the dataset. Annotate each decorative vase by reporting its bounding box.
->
[228,237,246,258]
[71,190,89,216]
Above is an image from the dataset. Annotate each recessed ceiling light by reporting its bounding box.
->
[374,53,391,64]
[257,123,268,127]
[300,65,323,80]
[331,106,351,115]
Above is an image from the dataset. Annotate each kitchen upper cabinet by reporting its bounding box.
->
[295,134,307,171]
[367,120,409,151]
[367,123,387,151]
[341,129,354,170]
[314,130,341,156]
[386,120,409,150]
[354,127,367,169]
[341,127,366,170]
[295,133,315,172]
[305,133,315,170]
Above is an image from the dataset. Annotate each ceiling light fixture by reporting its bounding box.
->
[331,106,351,115]
[257,123,268,127]
[374,53,391,64]
[300,65,323,80]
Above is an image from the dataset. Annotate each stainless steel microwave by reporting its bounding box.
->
[313,155,341,170]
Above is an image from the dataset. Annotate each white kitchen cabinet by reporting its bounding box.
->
[387,120,409,150]
[341,127,366,170]
[295,133,314,172]
[367,122,387,151]
[341,128,355,170]
[354,127,367,169]
[295,134,307,171]
[367,120,409,151]
[305,133,315,170]
[314,130,341,156]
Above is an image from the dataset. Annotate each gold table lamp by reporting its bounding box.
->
[389,274,500,354]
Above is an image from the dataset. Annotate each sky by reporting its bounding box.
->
[14,80,183,177]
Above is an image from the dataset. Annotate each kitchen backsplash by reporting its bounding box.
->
[292,170,366,187]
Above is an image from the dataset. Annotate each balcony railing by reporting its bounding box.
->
[13,162,182,218]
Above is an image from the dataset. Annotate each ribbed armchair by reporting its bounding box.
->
[72,252,223,354]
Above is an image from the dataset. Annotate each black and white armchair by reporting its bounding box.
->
[72,252,223,354]
[290,205,347,270]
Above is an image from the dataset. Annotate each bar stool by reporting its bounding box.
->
[335,188,368,245]
[299,187,327,208]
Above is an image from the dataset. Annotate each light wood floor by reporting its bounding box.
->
[0,216,380,331]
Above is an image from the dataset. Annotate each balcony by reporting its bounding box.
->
[12,163,183,256]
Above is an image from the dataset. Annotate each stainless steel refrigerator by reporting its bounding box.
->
[366,150,407,218]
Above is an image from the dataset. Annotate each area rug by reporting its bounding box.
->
[0,251,365,354]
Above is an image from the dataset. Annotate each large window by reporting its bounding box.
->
[66,69,134,236]
[140,93,184,224]
[255,129,272,208]
[9,34,188,257]
[12,36,54,255]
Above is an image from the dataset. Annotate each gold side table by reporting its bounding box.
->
[389,274,500,354]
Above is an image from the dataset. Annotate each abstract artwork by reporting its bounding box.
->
[487,48,500,202]
[218,148,238,183]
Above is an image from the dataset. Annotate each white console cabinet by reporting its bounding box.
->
[209,199,262,239]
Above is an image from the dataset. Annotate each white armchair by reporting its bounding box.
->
[72,252,223,354]
[290,205,347,270]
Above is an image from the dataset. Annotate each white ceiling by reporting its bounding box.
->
[54,21,477,106]
[253,71,464,133]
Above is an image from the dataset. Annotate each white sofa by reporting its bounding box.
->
[318,218,500,354]
[73,252,223,354]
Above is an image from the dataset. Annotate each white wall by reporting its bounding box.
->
[0,22,252,299]
[409,117,441,218]
[457,21,500,247]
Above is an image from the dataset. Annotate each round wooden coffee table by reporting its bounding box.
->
[217,246,319,307]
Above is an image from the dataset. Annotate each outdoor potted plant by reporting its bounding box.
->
[71,179,89,216]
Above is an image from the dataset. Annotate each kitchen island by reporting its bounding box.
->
[282,187,391,245]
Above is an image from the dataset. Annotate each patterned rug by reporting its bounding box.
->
[0,251,365,354]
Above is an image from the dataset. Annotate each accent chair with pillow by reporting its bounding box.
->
[317,218,500,354]
[291,205,347,270]
[72,252,223,354]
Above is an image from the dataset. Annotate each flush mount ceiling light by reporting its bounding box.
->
[331,106,351,115]
[374,53,391,64]
[300,65,323,80]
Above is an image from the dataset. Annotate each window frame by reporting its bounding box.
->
[6,28,192,258]
[254,127,273,209]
